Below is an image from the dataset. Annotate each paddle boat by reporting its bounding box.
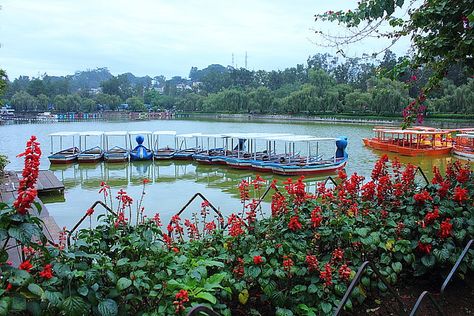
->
[129,131,153,161]
[48,132,80,164]
[363,127,453,156]
[453,132,474,160]
[77,131,104,163]
[103,131,130,163]
[174,133,202,160]
[222,133,292,170]
[153,131,177,160]
[192,134,229,164]
[254,135,348,175]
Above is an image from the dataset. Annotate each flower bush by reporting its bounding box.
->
[0,137,473,315]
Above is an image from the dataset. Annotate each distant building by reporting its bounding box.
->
[0,105,15,117]
[176,83,192,92]
[89,87,102,95]
[153,87,165,94]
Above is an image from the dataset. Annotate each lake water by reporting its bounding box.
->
[1,119,472,230]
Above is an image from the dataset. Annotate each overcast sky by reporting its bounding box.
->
[0,0,411,79]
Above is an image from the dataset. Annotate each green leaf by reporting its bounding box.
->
[98,299,118,316]
[391,262,402,273]
[27,283,44,297]
[61,296,89,316]
[195,292,217,304]
[7,269,32,287]
[421,255,436,268]
[0,297,10,316]
[11,296,26,311]
[117,278,132,291]
[276,307,294,316]
[8,223,41,244]
[321,302,333,315]
[77,285,88,297]
[43,291,64,306]
[116,258,129,266]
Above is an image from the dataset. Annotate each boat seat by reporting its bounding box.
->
[109,148,126,153]
[86,148,102,154]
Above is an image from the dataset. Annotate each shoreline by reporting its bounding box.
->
[177,113,474,128]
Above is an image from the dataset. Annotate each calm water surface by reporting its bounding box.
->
[1,119,471,229]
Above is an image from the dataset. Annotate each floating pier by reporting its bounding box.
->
[0,170,63,265]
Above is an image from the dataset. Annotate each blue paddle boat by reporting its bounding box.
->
[130,132,153,161]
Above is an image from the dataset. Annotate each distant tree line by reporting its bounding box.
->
[1,51,473,117]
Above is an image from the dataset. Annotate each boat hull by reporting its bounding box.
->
[453,150,474,160]
[77,155,103,163]
[363,138,452,156]
[48,156,78,164]
[271,160,347,176]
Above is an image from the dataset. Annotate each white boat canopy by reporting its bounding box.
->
[176,133,202,138]
[457,134,474,138]
[265,135,337,142]
[153,131,176,135]
[78,131,104,136]
[49,132,79,137]
[128,130,152,135]
[104,131,128,136]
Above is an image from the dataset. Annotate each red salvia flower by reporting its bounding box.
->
[310,207,323,228]
[456,167,470,184]
[424,206,440,224]
[173,289,189,314]
[233,257,244,278]
[320,263,333,286]
[453,186,468,203]
[282,255,294,276]
[14,136,41,215]
[288,216,302,231]
[142,178,150,184]
[413,190,433,205]
[39,264,53,279]
[439,218,453,238]
[253,255,264,265]
[204,221,216,233]
[332,248,344,262]
[228,214,244,237]
[153,213,162,226]
[305,255,319,272]
[417,241,432,254]
[19,260,33,272]
[338,264,352,281]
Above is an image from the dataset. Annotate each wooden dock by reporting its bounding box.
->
[1,170,63,265]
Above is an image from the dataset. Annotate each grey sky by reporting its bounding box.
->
[0,0,411,79]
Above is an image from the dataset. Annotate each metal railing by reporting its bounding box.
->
[67,200,116,246]
[168,192,224,234]
[334,261,407,316]
[408,239,474,316]
[186,305,221,316]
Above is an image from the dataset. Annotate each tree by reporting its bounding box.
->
[10,91,38,112]
[315,0,474,125]
[36,94,50,111]
[126,96,146,112]
[0,69,7,105]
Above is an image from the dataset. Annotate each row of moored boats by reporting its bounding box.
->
[48,131,349,175]
[363,126,474,158]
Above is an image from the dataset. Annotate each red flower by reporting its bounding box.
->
[14,136,41,215]
[204,221,216,233]
[142,178,150,184]
[85,208,94,216]
[282,256,294,275]
[310,207,323,228]
[153,213,162,226]
[424,206,440,224]
[437,180,451,198]
[288,216,302,231]
[19,260,33,272]
[5,283,12,291]
[253,255,264,265]
[417,241,432,254]
[173,289,189,313]
[331,248,344,261]
[439,218,453,238]
[453,186,468,203]
[456,168,470,183]
[320,263,333,286]
[99,181,110,197]
[338,170,347,181]
[228,214,244,237]
[233,258,244,277]
[413,190,433,205]
[305,255,319,272]
[338,264,352,281]
[39,264,53,279]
